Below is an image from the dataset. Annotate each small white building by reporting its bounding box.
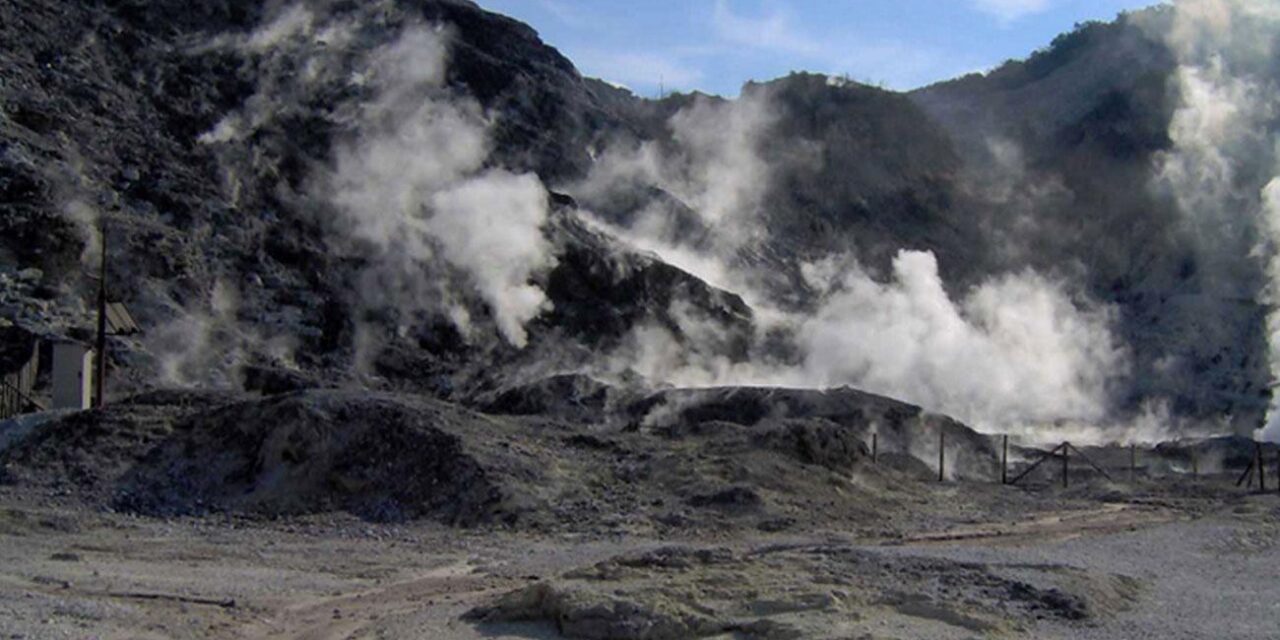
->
[51,341,93,410]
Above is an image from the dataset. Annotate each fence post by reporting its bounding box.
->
[938,428,945,482]
[1237,455,1256,488]
[1062,441,1070,489]
[1001,435,1008,485]
[1257,442,1266,492]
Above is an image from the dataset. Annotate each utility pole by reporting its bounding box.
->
[94,216,108,409]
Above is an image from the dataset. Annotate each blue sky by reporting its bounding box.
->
[479,0,1165,96]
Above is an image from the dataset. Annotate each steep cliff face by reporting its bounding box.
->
[0,0,1270,434]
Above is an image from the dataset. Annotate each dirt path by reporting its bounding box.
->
[879,495,1280,640]
[888,502,1185,547]
[1,489,1271,639]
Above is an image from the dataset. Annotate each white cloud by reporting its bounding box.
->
[711,0,824,57]
[970,0,1054,24]
[535,0,590,29]
[574,49,705,93]
[708,0,977,91]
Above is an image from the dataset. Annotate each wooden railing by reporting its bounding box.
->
[0,377,43,421]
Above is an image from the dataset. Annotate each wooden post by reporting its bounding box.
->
[1062,441,1070,489]
[94,217,108,409]
[1257,442,1265,492]
[871,433,878,465]
[1237,456,1256,488]
[1066,442,1113,482]
[938,429,945,482]
[1008,444,1062,486]
[1129,444,1136,483]
[1001,435,1008,485]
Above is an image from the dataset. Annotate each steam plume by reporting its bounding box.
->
[574,89,1129,434]
[201,8,558,350]
[325,27,555,349]
[1149,0,1280,442]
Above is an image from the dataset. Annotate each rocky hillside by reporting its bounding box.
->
[912,9,1268,424]
[0,0,1272,436]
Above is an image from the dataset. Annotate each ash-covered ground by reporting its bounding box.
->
[2,387,1279,639]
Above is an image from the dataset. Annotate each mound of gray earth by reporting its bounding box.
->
[109,391,534,524]
[0,390,545,524]
[0,384,1009,533]
[468,544,1144,639]
[628,386,1000,481]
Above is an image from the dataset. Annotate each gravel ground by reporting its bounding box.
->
[878,494,1280,639]
[1,483,1275,639]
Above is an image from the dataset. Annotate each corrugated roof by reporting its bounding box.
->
[105,302,141,335]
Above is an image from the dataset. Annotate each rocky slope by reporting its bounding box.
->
[0,385,1009,535]
[912,9,1269,424]
[0,0,1272,435]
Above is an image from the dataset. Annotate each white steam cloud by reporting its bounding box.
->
[573,89,1128,434]
[427,172,554,346]
[797,250,1126,430]
[1148,0,1280,442]
[146,280,296,388]
[196,3,1137,437]
[201,8,558,350]
[574,91,774,263]
[326,27,555,348]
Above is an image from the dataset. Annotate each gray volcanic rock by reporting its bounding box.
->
[0,0,759,402]
[113,391,523,524]
[468,543,1143,639]
[0,385,1010,533]
[1,390,550,525]
[0,0,1271,435]
[631,386,999,481]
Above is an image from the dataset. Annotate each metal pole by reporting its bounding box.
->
[1001,435,1008,485]
[1062,441,1070,489]
[94,217,108,409]
[938,428,945,482]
